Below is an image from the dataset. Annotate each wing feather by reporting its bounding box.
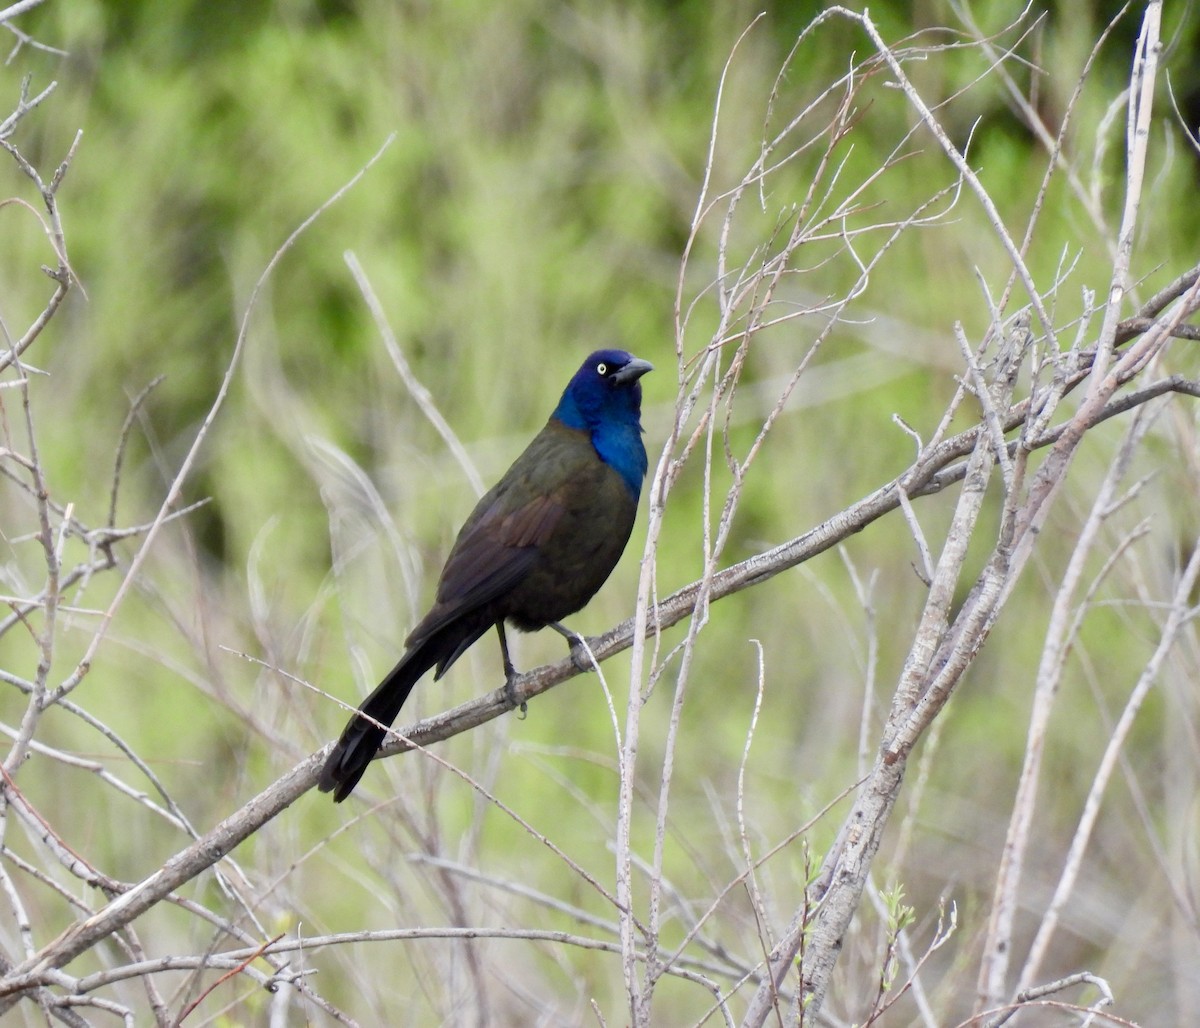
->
[405,489,567,648]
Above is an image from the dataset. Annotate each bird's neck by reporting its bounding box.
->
[590,420,646,497]
[551,400,646,498]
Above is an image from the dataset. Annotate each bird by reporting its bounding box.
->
[318,349,653,801]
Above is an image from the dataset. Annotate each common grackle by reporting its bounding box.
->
[318,349,653,801]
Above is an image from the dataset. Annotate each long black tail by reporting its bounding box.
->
[317,643,440,802]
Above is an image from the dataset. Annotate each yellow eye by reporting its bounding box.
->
[596,362,608,375]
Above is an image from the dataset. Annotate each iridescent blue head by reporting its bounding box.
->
[552,349,653,497]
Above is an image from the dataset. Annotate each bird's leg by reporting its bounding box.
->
[549,621,594,673]
[497,623,527,717]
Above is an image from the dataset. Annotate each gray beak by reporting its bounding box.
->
[612,357,654,385]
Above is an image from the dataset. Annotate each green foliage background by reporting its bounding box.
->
[1,0,1198,1022]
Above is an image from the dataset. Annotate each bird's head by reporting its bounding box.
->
[553,349,653,496]
[553,349,653,430]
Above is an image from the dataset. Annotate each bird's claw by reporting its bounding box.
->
[550,621,594,672]
[504,665,528,718]
[568,641,593,673]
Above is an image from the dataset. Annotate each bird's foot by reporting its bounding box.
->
[497,624,528,717]
[568,640,592,673]
[549,621,594,673]
[504,663,528,719]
